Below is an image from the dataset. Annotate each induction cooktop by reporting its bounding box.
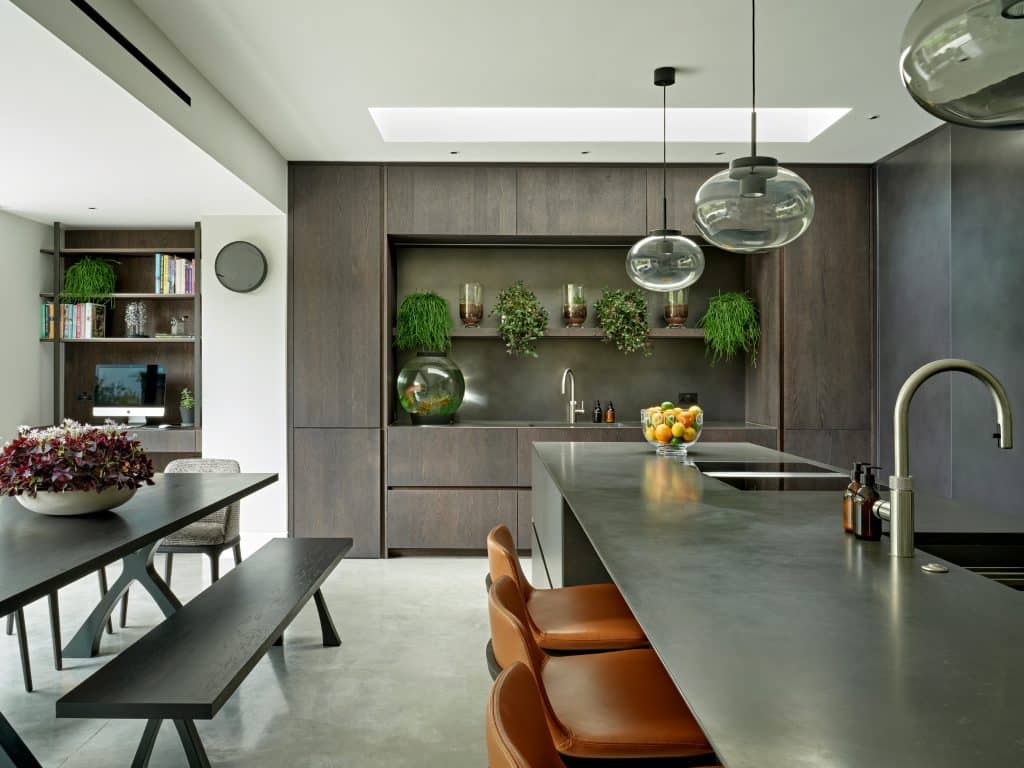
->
[694,461,845,477]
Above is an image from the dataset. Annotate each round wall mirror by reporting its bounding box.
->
[214,241,267,293]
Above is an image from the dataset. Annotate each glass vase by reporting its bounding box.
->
[663,288,689,328]
[459,282,483,327]
[562,284,587,327]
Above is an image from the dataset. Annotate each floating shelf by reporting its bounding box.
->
[39,292,195,300]
[394,327,704,340]
[54,337,196,344]
[56,247,196,256]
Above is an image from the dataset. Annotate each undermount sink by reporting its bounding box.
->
[916,536,1024,591]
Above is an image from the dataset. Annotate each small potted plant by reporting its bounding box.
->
[699,291,760,366]
[180,388,195,426]
[492,281,548,358]
[394,292,464,424]
[0,420,154,516]
[595,288,652,357]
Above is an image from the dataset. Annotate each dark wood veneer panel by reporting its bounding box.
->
[645,166,715,235]
[292,428,381,557]
[516,489,532,549]
[387,166,516,235]
[387,427,516,487]
[746,251,781,428]
[386,489,516,549]
[516,167,646,235]
[291,165,382,428]
[63,229,194,249]
[783,429,871,470]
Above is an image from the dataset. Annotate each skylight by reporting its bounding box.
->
[368,107,849,143]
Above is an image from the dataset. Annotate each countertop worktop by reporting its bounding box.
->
[387,419,775,431]
[532,441,1024,767]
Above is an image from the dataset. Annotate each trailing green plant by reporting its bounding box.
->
[594,288,651,357]
[180,388,195,409]
[394,292,452,352]
[699,291,760,366]
[491,281,548,358]
[61,257,117,305]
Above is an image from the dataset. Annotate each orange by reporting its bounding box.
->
[654,424,672,444]
[680,412,695,428]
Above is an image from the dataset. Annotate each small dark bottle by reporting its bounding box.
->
[592,400,603,423]
[854,465,884,541]
[605,401,616,423]
[843,462,866,534]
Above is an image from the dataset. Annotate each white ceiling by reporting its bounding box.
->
[135,0,940,164]
[0,0,280,227]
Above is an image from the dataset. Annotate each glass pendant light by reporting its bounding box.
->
[626,68,705,292]
[693,0,814,254]
[900,0,1024,128]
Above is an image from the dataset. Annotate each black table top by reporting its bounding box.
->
[0,473,277,616]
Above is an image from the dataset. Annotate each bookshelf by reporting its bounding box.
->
[42,224,202,432]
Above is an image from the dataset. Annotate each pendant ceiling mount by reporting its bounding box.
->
[625,67,705,292]
[693,0,815,254]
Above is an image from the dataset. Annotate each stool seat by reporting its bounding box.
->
[527,582,647,651]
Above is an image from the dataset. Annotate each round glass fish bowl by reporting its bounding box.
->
[396,352,465,425]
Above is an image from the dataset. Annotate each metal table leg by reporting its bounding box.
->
[0,712,42,768]
[63,541,181,658]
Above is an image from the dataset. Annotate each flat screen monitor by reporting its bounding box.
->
[93,364,166,424]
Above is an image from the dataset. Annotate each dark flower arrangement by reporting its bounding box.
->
[0,420,154,498]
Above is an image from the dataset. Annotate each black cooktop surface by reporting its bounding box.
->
[694,461,844,475]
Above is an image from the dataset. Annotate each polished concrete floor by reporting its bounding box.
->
[1,553,496,766]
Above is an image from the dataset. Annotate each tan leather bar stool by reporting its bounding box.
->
[488,575,716,762]
[487,525,647,653]
[487,662,567,768]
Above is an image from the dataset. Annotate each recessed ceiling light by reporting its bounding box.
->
[449,150,459,155]
[581,150,591,155]
[87,206,96,210]
[715,151,725,156]
[369,107,849,144]
[868,114,880,120]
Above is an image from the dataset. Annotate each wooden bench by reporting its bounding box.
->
[56,537,352,767]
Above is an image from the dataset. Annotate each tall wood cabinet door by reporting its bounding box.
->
[387,166,516,235]
[516,167,646,235]
[291,165,382,428]
[292,428,381,557]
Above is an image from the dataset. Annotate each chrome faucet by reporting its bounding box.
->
[874,359,1013,557]
[560,368,585,424]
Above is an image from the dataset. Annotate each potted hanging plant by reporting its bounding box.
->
[179,388,196,426]
[61,257,117,305]
[394,292,464,425]
[699,291,760,366]
[491,281,548,358]
[595,288,652,357]
[0,420,154,516]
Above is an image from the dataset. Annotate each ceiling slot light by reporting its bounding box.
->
[625,67,705,292]
[693,0,815,254]
[900,0,1024,127]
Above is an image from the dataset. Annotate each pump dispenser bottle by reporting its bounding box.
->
[843,462,866,533]
[854,466,884,541]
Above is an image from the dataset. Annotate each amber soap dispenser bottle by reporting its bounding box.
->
[854,465,884,541]
[843,462,866,533]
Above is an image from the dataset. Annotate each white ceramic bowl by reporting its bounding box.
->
[15,486,136,516]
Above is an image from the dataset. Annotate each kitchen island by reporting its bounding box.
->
[530,441,1024,768]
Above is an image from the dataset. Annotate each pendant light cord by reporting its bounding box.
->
[662,82,668,230]
[750,0,757,158]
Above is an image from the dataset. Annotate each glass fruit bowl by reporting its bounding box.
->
[642,402,703,456]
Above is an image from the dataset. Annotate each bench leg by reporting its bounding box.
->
[131,719,162,768]
[313,589,341,647]
[173,720,211,768]
[64,542,182,659]
[0,711,43,768]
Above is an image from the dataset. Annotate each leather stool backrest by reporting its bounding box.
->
[487,662,566,768]
[487,525,533,600]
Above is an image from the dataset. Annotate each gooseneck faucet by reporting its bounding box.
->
[874,359,1013,557]
[560,368,585,424]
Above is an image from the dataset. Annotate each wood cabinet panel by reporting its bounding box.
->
[783,429,870,470]
[386,489,516,549]
[516,167,646,235]
[386,166,516,235]
[516,428,621,486]
[645,166,714,235]
[292,428,381,557]
[387,427,517,487]
[291,165,382,428]
[517,489,532,550]
[746,252,782,428]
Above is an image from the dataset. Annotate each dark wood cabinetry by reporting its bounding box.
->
[645,166,715,235]
[386,489,517,550]
[292,428,381,557]
[516,167,646,235]
[387,166,516,235]
[387,428,517,487]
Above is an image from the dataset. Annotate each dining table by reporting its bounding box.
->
[0,471,277,768]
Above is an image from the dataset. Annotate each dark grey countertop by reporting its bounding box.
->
[533,441,1024,767]
[386,419,776,430]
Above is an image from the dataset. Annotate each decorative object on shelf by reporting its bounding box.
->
[396,352,466,425]
[394,292,453,353]
[694,0,815,253]
[594,288,652,357]
[626,67,705,291]
[179,388,195,427]
[562,284,587,327]
[642,402,703,457]
[214,241,267,293]
[61,257,116,305]
[124,300,149,338]
[0,420,154,516]
[699,291,760,366]
[170,315,190,337]
[459,282,483,327]
[663,288,689,328]
[900,0,1024,128]
[491,281,548,358]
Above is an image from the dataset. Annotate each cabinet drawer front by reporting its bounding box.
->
[387,427,516,486]
[517,428,642,485]
[516,167,646,235]
[387,489,516,549]
[517,489,532,550]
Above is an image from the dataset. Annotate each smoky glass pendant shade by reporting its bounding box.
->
[625,230,705,291]
[693,164,815,253]
[901,0,1024,128]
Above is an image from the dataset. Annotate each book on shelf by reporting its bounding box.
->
[39,302,55,340]
[57,302,107,339]
[154,253,194,295]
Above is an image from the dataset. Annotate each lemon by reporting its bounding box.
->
[671,422,686,438]
[682,426,697,442]
[644,427,656,441]
[650,411,665,427]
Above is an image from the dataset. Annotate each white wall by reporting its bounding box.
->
[0,210,53,440]
[200,216,287,536]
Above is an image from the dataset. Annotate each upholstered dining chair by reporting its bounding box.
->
[119,458,242,627]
